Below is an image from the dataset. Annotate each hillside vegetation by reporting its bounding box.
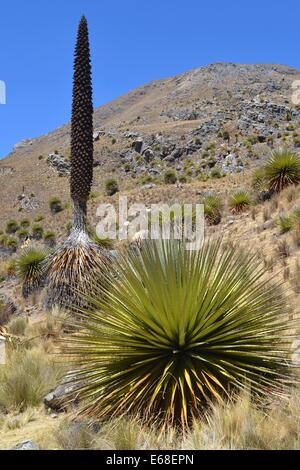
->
[1,61,300,450]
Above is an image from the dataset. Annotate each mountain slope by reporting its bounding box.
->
[1,62,300,231]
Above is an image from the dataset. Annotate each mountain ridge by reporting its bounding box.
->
[3,62,300,160]
[1,61,300,233]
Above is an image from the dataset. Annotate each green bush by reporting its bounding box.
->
[178,175,188,184]
[229,190,252,213]
[164,170,177,185]
[32,224,44,240]
[64,239,295,427]
[44,231,56,247]
[34,215,44,223]
[16,228,29,240]
[264,149,300,193]
[6,220,19,234]
[6,237,18,252]
[222,130,230,141]
[20,218,30,228]
[49,197,63,214]
[105,179,119,196]
[210,167,222,179]
[277,215,294,234]
[0,234,9,247]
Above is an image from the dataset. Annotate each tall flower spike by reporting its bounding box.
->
[70,16,94,231]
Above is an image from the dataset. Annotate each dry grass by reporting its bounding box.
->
[2,390,300,450]
[0,346,63,412]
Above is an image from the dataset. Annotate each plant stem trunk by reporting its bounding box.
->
[73,199,87,232]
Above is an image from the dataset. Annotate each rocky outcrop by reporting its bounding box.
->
[47,152,70,176]
[17,193,40,212]
[0,166,15,176]
[13,139,34,152]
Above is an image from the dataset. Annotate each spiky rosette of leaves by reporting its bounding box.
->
[203,193,223,225]
[264,149,300,193]
[17,247,48,298]
[229,190,251,214]
[63,238,298,428]
[44,232,109,312]
[70,16,94,207]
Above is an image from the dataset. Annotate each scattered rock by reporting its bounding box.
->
[0,166,15,176]
[47,152,70,176]
[262,220,275,231]
[141,183,156,190]
[123,131,139,138]
[93,129,105,141]
[132,138,144,153]
[12,440,39,450]
[13,139,33,152]
[221,153,243,174]
[142,148,154,162]
[44,378,82,411]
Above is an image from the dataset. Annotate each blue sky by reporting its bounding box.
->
[0,0,300,158]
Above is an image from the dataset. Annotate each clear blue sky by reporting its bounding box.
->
[1,0,300,158]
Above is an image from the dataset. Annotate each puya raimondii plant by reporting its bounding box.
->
[63,238,298,429]
[44,17,108,311]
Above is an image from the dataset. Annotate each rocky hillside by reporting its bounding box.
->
[1,62,300,233]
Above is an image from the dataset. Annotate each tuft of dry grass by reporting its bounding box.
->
[182,390,300,450]
[7,316,27,336]
[0,346,63,412]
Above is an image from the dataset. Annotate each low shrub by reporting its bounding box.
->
[277,215,294,234]
[6,220,19,234]
[44,231,56,247]
[20,218,30,228]
[16,228,29,240]
[105,179,119,196]
[6,237,18,252]
[163,170,177,185]
[32,224,44,240]
[49,197,63,214]
[34,215,44,223]
[210,167,222,179]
